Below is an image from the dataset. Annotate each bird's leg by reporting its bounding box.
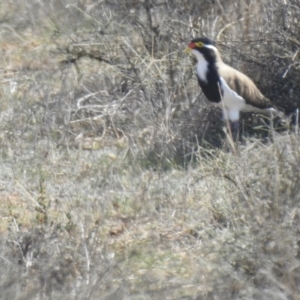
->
[230,120,240,141]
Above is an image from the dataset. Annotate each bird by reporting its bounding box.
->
[185,37,280,139]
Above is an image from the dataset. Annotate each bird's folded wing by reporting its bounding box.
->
[219,63,272,109]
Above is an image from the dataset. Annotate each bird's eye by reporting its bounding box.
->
[195,42,204,47]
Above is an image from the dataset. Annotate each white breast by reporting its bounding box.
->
[218,77,247,122]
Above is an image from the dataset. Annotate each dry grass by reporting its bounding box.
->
[0,1,300,299]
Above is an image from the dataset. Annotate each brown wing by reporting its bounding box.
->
[219,63,273,109]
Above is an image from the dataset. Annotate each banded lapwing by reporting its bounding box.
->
[186,37,280,139]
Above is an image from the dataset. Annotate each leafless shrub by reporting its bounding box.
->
[0,0,300,299]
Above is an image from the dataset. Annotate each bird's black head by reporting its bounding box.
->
[186,37,218,63]
[190,37,215,47]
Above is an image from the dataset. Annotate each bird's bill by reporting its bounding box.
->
[184,42,196,53]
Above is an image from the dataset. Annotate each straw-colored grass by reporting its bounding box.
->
[1,1,300,299]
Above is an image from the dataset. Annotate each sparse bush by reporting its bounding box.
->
[0,0,300,299]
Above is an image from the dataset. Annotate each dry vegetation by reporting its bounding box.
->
[0,0,300,299]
